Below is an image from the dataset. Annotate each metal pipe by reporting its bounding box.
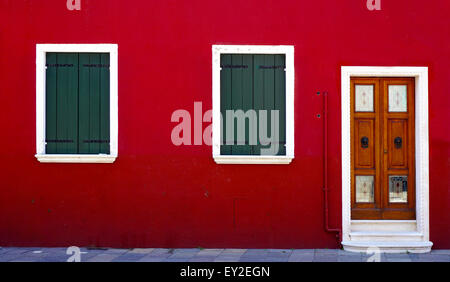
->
[323,91,342,246]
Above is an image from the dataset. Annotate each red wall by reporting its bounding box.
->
[0,0,448,248]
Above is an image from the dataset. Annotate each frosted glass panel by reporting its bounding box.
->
[355,85,374,112]
[355,175,374,203]
[389,85,407,112]
[389,175,408,203]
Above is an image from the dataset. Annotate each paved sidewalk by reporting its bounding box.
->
[0,247,449,262]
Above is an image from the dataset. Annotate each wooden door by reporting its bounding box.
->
[351,77,415,220]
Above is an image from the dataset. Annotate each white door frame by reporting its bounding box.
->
[341,66,430,244]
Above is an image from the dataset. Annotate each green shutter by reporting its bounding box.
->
[45,53,79,154]
[45,52,110,155]
[241,55,253,155]
[45,53,58,154]
[263,55,275,155]
[220,54,232,155]
[274,55,286,156]
[253,55,264,155]
[220,54,286,156]
[78,53,90,154]
[99,54,111,154]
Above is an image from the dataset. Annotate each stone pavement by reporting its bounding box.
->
[0,247,449,262]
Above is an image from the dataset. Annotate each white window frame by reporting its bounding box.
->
[212,45,295,164]
[341,66,432,252]
[35,44,118,163]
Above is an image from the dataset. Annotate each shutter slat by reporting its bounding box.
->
[253,55,264,155]
[67,53,79,154]
[231,54,244,155]
[241,54,253,155]
[88,54,101,154]
[263,55,275,155]
[78,54,90,154]
[220,54,232,155]
[56,53,67,153]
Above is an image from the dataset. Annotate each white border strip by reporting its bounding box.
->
[212,45,295,164]
[214,156,293,165]
[341,66,430,246]
[35,44,118,163]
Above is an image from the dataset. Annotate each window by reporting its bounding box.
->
[212,45,294,164]
[36,44,118,163]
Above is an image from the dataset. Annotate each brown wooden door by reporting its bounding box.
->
[351,77,415,220]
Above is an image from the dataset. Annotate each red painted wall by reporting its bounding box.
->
[0,0,448,248]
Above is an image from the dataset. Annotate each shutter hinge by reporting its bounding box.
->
[221,65,248,69]
[83,140,110,144]
[258,65,285,70]
[82,64,110,68]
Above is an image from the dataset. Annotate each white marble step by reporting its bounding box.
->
[349,231,423,242]
[351,220,417,232]
[342,240,433,253]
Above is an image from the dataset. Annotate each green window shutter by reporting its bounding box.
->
[45,53,110,155]
[253,55,264,155]
[99,53,111,154]
[45,53,58,154]
[241,54,253,155]
[45,53,79,154]
[220,54,286,156]
[220,54,232,155]
[78,53,90,154]
[78,53,110,154]
[274,54,286,156]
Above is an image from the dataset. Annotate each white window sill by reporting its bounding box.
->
[35,154,117,163]
[213,155,294,165]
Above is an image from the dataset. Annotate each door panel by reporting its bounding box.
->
[381,78,415,219]
[350,78,380,218]
[355,119,375,168]
[388,119,408,168]
[351,77,415,220]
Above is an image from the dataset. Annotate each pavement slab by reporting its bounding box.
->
[0,247,448,262]
[288,254,315,262]
[112,253,148,262]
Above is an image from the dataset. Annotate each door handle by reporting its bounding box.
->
[361,136,369,149]
[394,137,403,149]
